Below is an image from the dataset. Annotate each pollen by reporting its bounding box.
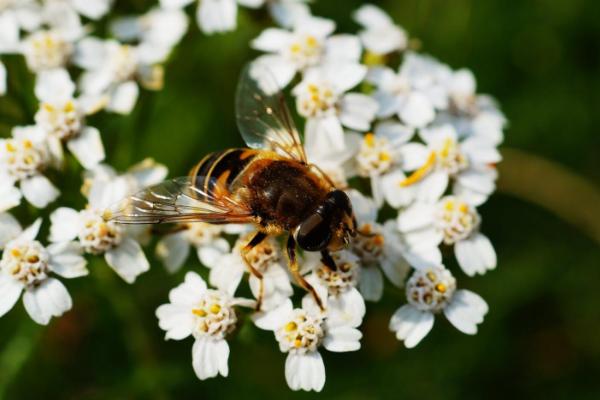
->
[399,152,436,187]
[192,308,207,317]
[290,43,301,53]
[379,152,391,161]
[5,142,16,152]
[305,35,317,47]
[209,304,221,314]
[285,321,298,332]
[10,249,21,257]
[435,283,446,293]
[364,133,375,147]
[373,235,385,246]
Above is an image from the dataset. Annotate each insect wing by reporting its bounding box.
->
[235,62,307,163]
[108,177,254,225]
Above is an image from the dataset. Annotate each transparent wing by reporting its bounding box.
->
[235,62,307,163]
[108,177,254,225]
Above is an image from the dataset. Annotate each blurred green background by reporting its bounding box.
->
[1,0,599,399]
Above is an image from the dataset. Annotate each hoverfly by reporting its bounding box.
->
[108,63,357,310]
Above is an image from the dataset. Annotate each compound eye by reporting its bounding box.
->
[295,213,332,252]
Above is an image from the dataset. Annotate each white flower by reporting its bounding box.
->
[254,298,362,392]
[0,125,59,211]
[369,52,451,128]
[303,250,366,327]
[389,265,488,348]
[382,124,501,207]
[21,29,73,73]
[267,0,310,29]
[0,1,42,56]
[34,68,106,169]
[160,0,263,35]
[346,190,410,301]
[48,164,169,283]
[353,121,422,205]
[155,222,234,273]
[353,4,407,56]
[0,217,87,325]
[397,195,497,276]
[293,63,377,152]
[74,38,164,114]
[110,6,188,63]
[207,234,293,311]
[251,15,361,88]
[156,272,255,380]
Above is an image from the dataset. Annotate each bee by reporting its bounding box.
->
[108,64,356,310]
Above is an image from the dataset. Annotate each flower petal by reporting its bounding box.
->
[47,241,88,278]
[339,93,378,131]
[192,337,230,380]
[169,271,207,305]
[48,207,81,243]
[358,266,383,302]
[66,126,105,169]
[23,278,72,325]
[443,289,488,334]
[285,351,326,392]
[196,0,237,34]
[389,304,434,348]
[156,231,190,273]
[156,303,194,340]
[105,237,150,283]
[107,81,139,114]
[454,233,497,276]
[0,274,23,318]
[0,212,22,249]
[323,325,362,352]
[21,175,60,209]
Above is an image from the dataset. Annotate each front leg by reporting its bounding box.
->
[320,250,338,272]
[287,235,325,311]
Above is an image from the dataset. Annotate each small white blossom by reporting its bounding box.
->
[353,4,408,56]
[160,0,263,35]
[74,38,164,114]
[397,195,497,276]
[34,68,106,169]
[0,125,59,211]
[389,265,488,347]
[346,190,410,301]
[156,272,255,380]
[293,63,377,152]
[0,217,87,325]
[369,52,451,128]
[110,6,188,63]
[252,15,361,88]
[382,124,501,207]
[48,164,168,283]
[21,29,74,73]
[254,298,362,392]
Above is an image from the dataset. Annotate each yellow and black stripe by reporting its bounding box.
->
[189,148,258,198]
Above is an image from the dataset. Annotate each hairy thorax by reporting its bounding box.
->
[245,159,329,230]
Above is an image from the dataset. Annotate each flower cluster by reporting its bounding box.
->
[0,0,505,393]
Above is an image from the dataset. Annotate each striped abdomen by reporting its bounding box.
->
[189,148,259,199]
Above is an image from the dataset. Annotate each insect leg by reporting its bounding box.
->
[241,231,268,311]
[320,250,338,272]
[287,235,325,311]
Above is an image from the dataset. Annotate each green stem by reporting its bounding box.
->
[497,147,600,244]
